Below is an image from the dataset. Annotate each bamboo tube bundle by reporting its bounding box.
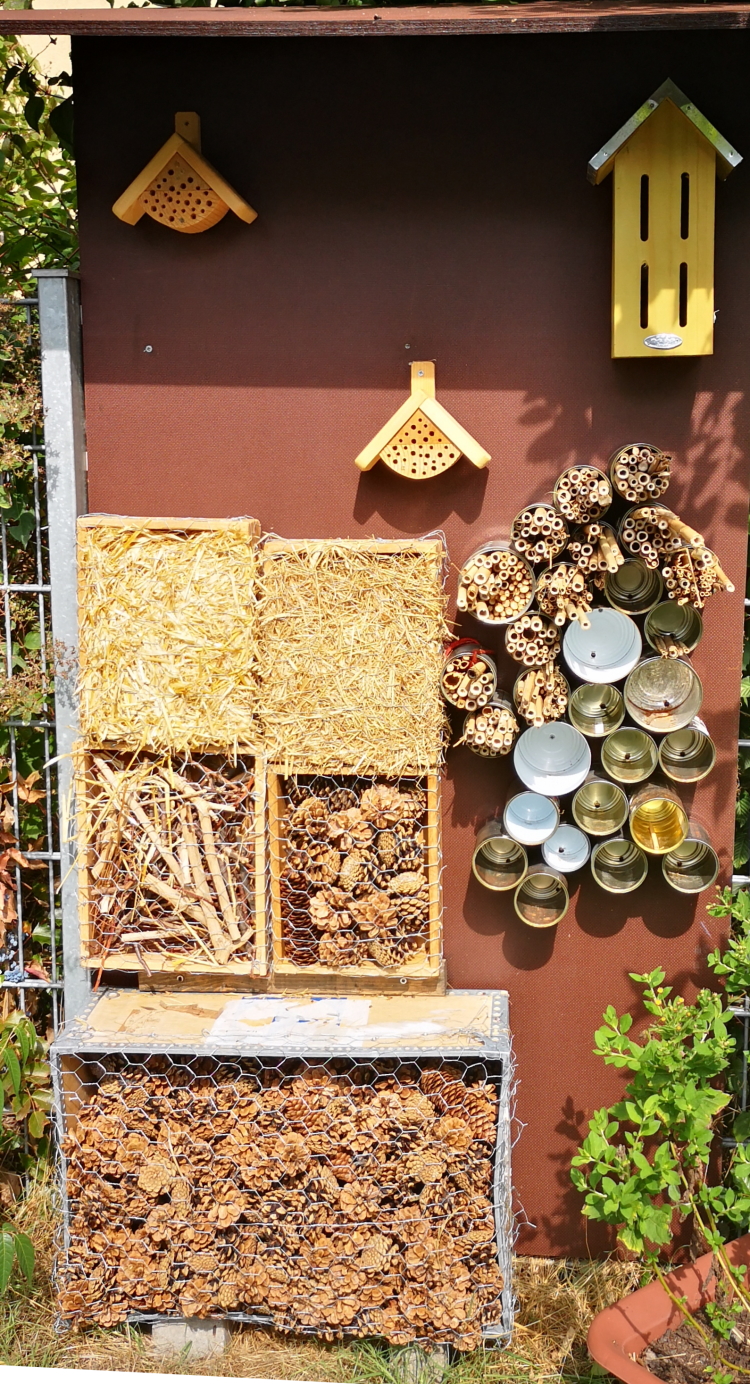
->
[513,662,569,726]
[456,697,519,757]
[504,613,561,666]
[441,643,497,711]
[619,505,701,570]
[278,774,435,971]
[567,523,625,579]
[457,546,535,623]
[59,1055,503,1348]
[649,632,694,659]
[662,546,735,609]
[553,466,612,524]
[77,748,262,971]
[510,504,569,564]
[534,564,594,629]
[609,443,672,502]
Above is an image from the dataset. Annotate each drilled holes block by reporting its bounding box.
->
[139,156,228,234]
[381,412,461,479]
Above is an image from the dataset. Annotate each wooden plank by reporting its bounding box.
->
[268,764,443,980]
[262,537,445,556]
[4,3,750,35]
[417,395,491,468]
[78,514,260,538]
[410,362,436,398]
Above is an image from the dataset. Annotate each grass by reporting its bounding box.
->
[0,1175,643,1381]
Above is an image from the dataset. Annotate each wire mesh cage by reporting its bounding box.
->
[75,746,267,976]
[268,769,442,980]
[52,990,512,1349]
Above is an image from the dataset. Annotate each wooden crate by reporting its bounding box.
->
[268,765,442,982]
[76,745,267,977]
[258,537,449,777]
[77,514,262,754]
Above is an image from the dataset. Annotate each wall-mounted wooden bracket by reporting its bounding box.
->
[112,112,257,234]
[355,363,490,479]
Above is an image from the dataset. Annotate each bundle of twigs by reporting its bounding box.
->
[610,443,672,502]
[440,644,496,710]
[535,565,593,628]
[504,613,561,666]
[514,663,568,726]
[567,523,624,578]
[662,546,735,608]
[554,467,612,524]
[457,547,534,623]
[456,699,519,757]
[511,505,569,564]
[78,749,259,970]
[619,506,702,569]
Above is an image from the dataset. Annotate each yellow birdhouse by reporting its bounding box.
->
[588,80,741,358]
[355,363,490,479]
[113,112,257,235]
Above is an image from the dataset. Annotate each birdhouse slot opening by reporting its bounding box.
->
[680,173,690,240]
[640,264,649,330]
[679,262,689,327]
[640,175,649,241]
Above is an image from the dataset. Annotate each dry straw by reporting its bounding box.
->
[77,517,261,754]
[258,539,449,775]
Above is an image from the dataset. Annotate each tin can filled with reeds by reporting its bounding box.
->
[513,664,569,726]
[553,466,612,524]
[608,442,672,503]
[510,504,569,565]
[644,602,703,659]
[457,693,519,758]
[441,639,498,710]
[457,541,535,625]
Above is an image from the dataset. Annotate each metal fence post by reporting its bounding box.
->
[36,269,89,1020]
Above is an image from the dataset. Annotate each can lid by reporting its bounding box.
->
[563,608,642,683]
[513,723,591,795]
[542,824,591,873]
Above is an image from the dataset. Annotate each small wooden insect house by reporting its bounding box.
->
[113,112,257,234]
[588,80,742,358]
[355,362,490,478]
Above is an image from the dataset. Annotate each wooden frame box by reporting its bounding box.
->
[76,745,267,977]
[268,766,442,982]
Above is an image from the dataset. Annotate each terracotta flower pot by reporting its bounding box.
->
[587,1234,750,1384]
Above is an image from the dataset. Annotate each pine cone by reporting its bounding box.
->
[137,1158,175,1197]
[435,1114,473,1152]
[290,797,327,830]
[306,843,341,884]
[377,830,398,868]
[388,870,426,896]
[328,788,359,812]
[405,1151,446,1184]
[360,784,405,828]
[338,850,374,890]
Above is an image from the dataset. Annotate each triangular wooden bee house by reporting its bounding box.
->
[355,363,490,479]
[113,112,257,235]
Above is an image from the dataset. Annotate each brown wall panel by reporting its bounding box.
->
[72,30,750,1254]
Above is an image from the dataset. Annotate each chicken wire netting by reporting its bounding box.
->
[77,749,265,973]
[54,1050,508,1349]
[273,773,440,972]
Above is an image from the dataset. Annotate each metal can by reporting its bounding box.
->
[601,727,659,784]
[658,719,716,784]
[590,836,649,893]
[644,602,703,659]
[604,559,664,616]
[513,865,569,928]
[503,791,560,846]
[624,657,703,733]
[562,607,642,684]
[472,822,528,892]
[513,722,591,796]
[571,774,629,837]
[662,822,720,895]
[629,782,689,855]
[568,683,625,738]
[541,824,591,874]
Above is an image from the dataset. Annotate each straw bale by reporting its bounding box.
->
[78,520,260,753]
[258,540,449,775]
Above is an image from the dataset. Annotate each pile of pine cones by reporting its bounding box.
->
[279,778,432,970]
[58,1058,504,1349]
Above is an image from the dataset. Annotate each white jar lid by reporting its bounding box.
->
[513,723,591,796]
[563,608,642,684]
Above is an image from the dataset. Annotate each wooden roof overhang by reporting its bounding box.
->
[3,1,750,37]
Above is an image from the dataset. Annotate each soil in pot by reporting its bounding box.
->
[643,1293,750,1384]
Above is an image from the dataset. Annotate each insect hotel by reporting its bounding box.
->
[1,0,749,1355]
